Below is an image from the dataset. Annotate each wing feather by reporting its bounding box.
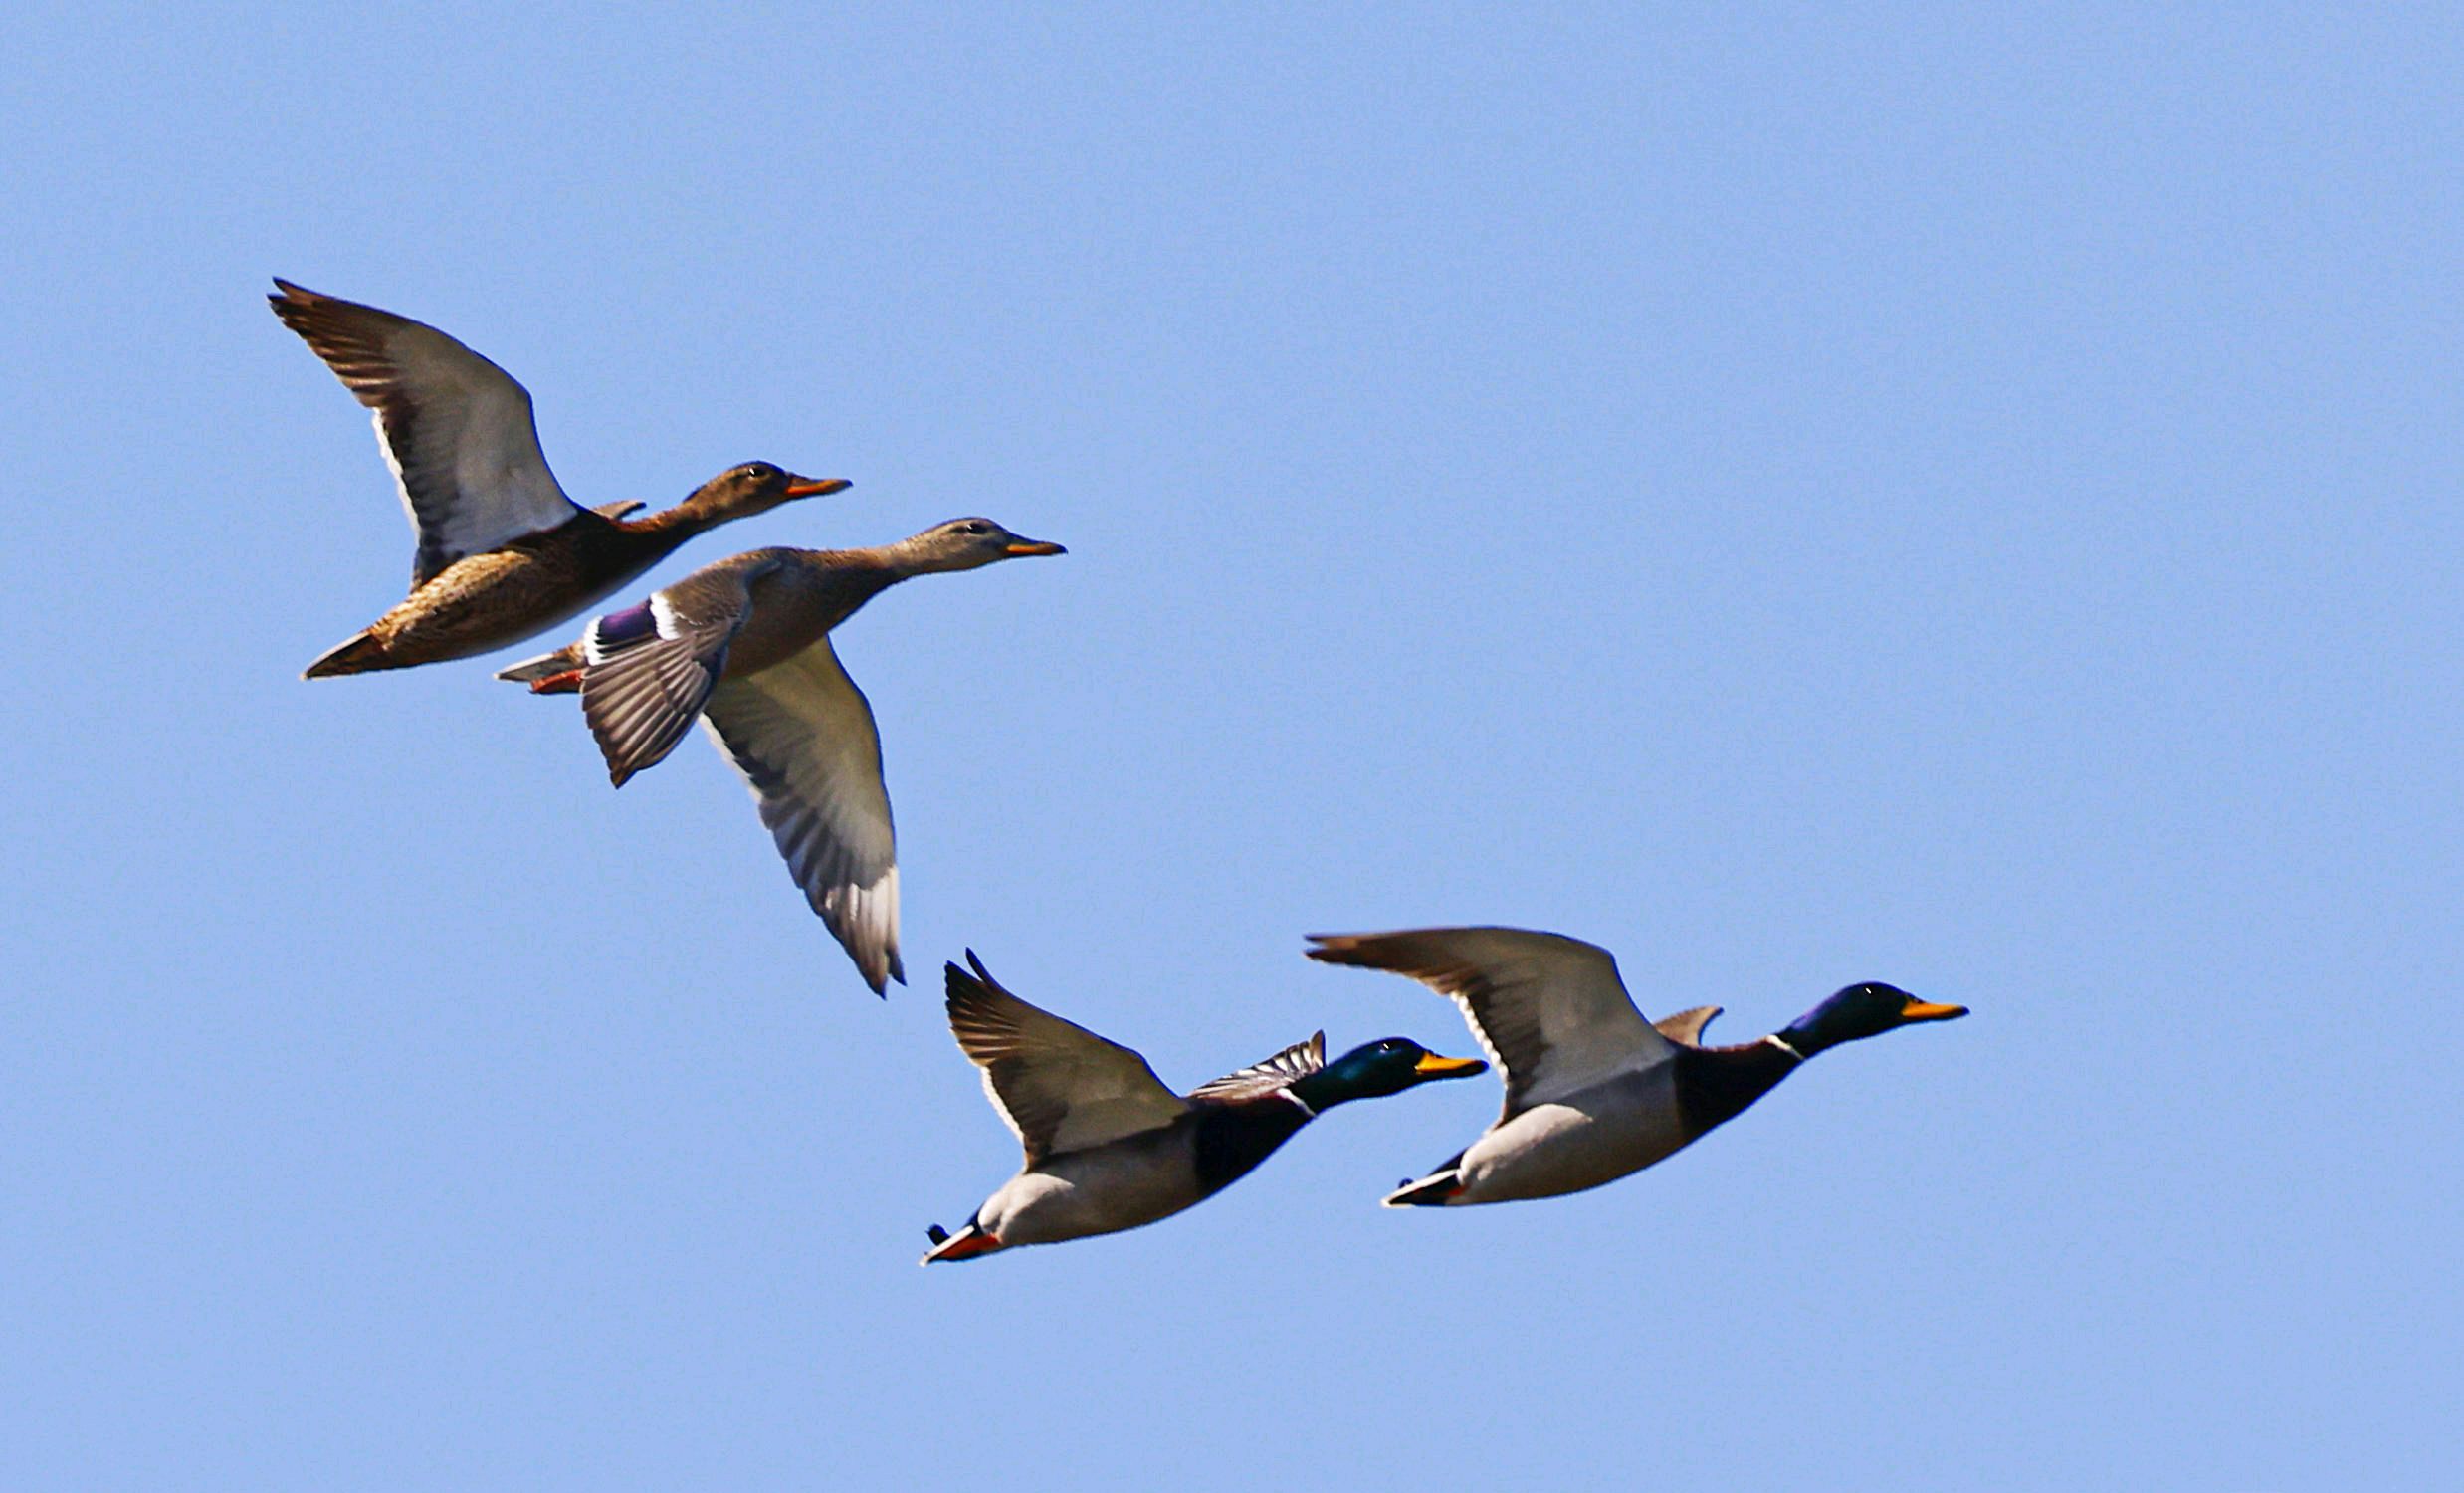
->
[699,637,902,992]
[1307,927,1671,1120]
[1185,1033,1327,1105]
[942,955,1187,1165]
[577,572,757,786]
[270,280,581,587]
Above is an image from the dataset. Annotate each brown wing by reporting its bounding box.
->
[271,280,582,588]
[1308,926,1672,1121]
[942,954,1187,1166]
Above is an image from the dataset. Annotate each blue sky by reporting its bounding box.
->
[4,4,2457,1488]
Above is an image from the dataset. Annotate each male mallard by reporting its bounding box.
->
[498,521,1065,993]
[922,952,1486,1263]
[1307,927,1965,1205]
[271,280,850,677]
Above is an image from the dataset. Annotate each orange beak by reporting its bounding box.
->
[1003,539,1067,556]
[781,477,853,498]
[1900,1000,1969,1022]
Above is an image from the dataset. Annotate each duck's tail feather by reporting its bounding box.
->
[303,630,389,679]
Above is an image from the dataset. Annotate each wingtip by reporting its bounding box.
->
[1303,934,1364,965]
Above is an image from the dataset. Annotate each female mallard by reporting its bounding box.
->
[1307,926,1965,1206]
[271,280,850,677]
[921,952,1486,1263]
[498,521,1065,993]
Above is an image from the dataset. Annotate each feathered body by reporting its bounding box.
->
[1308,927,1965,1207]
[922,954,1483,1263]
[503,523,1066,994]
[271,279,847,677]
[962,1097,1319,1248]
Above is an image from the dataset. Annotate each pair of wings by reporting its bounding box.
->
[945,954,1325,1167]
[1307,927,1714,1123]
[271,279,588,591]
[577,560,903,993]
[277,280,900,991]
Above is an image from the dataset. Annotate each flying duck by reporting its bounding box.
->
[498,521,1065,993]
[921,952,1487,1263]
[270,279,850,677]
[1307,926,1966,1206]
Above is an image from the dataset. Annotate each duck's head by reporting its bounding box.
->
[688,462,852,520]
[1294,1038,1488,1108]
[904,517,1068,572]
[1779,981,1967,1058]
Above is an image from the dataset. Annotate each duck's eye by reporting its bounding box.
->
[959,522,990,535]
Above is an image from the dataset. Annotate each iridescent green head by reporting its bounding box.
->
[1291,1038,1487,1109]
[1779,981,1967,1058]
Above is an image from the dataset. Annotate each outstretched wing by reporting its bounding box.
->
[700,638,902,994]
[579,559,775,786]
[943,954,1187,1166]
[1307,927,1671,1120]
[270,280,582,589]
[1186,1033,1327,1105]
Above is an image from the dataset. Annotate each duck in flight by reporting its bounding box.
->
[1307,926,1966,1206]
[499,521,1065,993]
[270,280,850,677]
[921,952,1487,1263]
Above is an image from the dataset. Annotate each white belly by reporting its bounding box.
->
[974,1146,1204,1246]
[1455,1065,1692,1203]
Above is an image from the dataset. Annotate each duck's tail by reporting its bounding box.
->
[302,630,389,679]
[496,642,586,691]
[920,1220,1007,1266]
[1381,1168,1467,1208]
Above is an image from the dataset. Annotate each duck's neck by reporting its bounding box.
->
[623,495,734,542]
[771,547,922,627]
[1771,1019,1836,1060]
[1283,1069,1360,1116]
[875,534,989,580]
[837,541,959,590]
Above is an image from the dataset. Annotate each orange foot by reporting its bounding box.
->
[922,1225,1006,1264]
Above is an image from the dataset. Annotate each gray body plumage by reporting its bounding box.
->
[1445,1064,1690,1203]
[967,1115,1230,1246]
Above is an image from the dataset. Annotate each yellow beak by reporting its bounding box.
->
[1413,1053,1488,1078]
[1900,1000,1969,1022]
